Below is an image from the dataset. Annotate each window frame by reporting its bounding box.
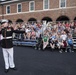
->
[59,0,66,8]
[17,3,22,13]
[43,0,49,10]
[6,5,11,14]
[29,1,35,12]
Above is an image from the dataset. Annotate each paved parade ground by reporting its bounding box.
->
[0,46,76,75]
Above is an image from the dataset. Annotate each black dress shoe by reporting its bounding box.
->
[10,67,17,70]
[4,69,9,73]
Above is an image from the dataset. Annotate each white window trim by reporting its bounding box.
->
[17,3,22,13]
[43,0,49,10]
[6,5,11,14]
[29,1,35,12]
[59,0,66,9]
[3,6,76,16]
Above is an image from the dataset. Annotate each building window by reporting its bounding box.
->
[17,3,22,12]
[60,0,66,8]
[43,0,49,10]
[29,1,35,11]
[6,5,10,14]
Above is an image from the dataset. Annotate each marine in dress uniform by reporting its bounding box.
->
[0,19,25,73]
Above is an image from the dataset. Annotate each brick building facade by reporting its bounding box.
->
[0,0,76,23]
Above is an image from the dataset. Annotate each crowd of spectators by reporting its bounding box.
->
[1,21,76,53]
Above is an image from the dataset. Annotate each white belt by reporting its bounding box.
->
[3,36,12,39]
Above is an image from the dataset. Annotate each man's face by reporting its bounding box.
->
[3,22,8,27]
